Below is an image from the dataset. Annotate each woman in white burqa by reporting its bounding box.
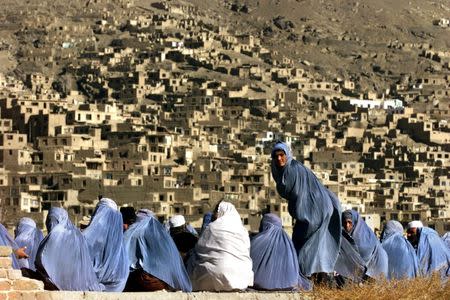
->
[187,201,253,291]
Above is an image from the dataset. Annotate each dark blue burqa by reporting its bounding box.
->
[123,215,192,292]
[14,217,44,271]
[0,223,20,269]
[250,214,312,291]
[380,220,418,280]
[36,207,103,291]
[271,142,342,276]
[416,227,450,279]
[200,212,213,235]
[83,198,129,292]
[343,210,388,278]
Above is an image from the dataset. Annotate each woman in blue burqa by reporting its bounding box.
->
[271,142,341,278]
[14,217,44,271]
[123,209,192,292]
[407,223,450,280]
[341,210,388,279]
[380,220,418,280]
[250,213,312,291]
[82,198,129,292]
[0,223,28,269]
[35,207,103,291]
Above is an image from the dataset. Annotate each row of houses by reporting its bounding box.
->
[0,0,449,233]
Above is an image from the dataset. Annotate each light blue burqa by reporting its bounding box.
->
[0,223,20,269]
[35,207,103,291]
[416,227,450,280]
[123,214,192,292]
[442,232,450,249]
[342,210,388,279]
[250,214,312,291]
[271,142,342,276]
[14,217,44,271]
[380,220,418,280]
[83,198,129,291]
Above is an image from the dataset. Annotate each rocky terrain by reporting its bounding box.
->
[1,0,449,93]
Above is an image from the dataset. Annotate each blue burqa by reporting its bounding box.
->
[442,232,450,249]
[334,233,366,283]
[380,220,418,280]
[83,198,129,292]
[416,227,450,279]
[35,207,103,291]
[271,142,342,276]
[123,214,192,292]
[14,217,44,271]
[342,210,388,278]
[0,223,20,269]
[250,213,312,291]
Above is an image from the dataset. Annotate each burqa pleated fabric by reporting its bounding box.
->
[250,214,312,291]
[380,220,419,280]
[342,210,388,279]
[187,201,253,291]
[271,142,341,276]
[0,223,20,269]
[123,214,192,292]
[334,234,366,283]
[14,217,44,271]
[35,207,103,291]
[83,198,129,292]
[442,232,450,249]
[416,227,450,280]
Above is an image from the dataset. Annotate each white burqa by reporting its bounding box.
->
[187,202,254,291]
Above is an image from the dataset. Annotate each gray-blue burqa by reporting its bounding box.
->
[342,210,388,279]
[0,223,20,269]
[14,217,44,271]
[271,142,341,276]
[250,213,312,291]
[83,198,129,292]
[123,213,192,292]
[416,227,450,280]
[380,220,418,280]
[35,207,103,291]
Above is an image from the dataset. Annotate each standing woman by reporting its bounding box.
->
[14,217,44,270]
[83,198,129,292]
[271,142,341,279]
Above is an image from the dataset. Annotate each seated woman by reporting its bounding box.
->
[187,201,253,291]
[82,198,129,292]
[380,220,419,280]
[14,217,44,271]
[123,211,192,292]
[0,223,28,269]
[250,213,311,291]
[341,210,388,280]
[35,207,103,291]
[407,222,450,280]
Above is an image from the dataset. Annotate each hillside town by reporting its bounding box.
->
[0,0,449,235]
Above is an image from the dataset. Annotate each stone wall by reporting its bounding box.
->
[0,246,44,299]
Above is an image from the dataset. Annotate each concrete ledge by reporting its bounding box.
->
[37,291,310,300]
